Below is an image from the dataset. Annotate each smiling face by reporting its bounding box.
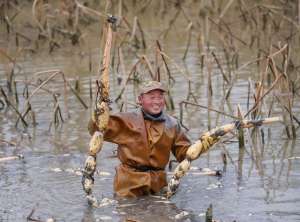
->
[138,89,165,115]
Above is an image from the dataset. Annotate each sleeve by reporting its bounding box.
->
[171,122,191,162]
[87,113,127,144]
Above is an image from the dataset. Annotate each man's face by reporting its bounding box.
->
[138,89,165,115]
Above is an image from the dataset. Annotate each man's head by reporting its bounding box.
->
[138,81,166,115]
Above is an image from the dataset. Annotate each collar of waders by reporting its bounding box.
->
[141,109,166,122]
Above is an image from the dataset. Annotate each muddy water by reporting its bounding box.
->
[1,4,300,222]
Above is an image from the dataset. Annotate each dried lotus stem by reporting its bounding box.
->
[0,86,28,127]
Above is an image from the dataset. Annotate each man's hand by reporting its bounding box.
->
[200,135,219,151]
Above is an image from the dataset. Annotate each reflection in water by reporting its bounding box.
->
[81,205,96,222]
[241,127,299,205]
[81,196,201,222]
[118,198,181,222]
[237,141,245,186]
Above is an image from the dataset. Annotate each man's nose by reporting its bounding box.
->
[152,98,162,103]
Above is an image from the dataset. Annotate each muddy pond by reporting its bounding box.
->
[1,1,300,222]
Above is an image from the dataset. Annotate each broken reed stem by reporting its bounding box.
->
[219,0,235,19]
[208,17,248,46]
[0,98,5,110]
[89,77,93,101]
[137,19,146,49]
[183,22,192,60]
[118,0,122,20]
[224,84,233,100]
[0,86,28,127]
[236,104,246,169]
[15,97,36,126]
[260,5,300,30]
[200,53,205,71]
[220,143,237,170]
[233,52,239,70]
[237,134,245,181]
[244,74,284,118]
[275,96,300,126]
[56,102,64,123]
[162,8,181,39]
[34,70,87,109]
[156,40,175,84]
[222,47,232,80]
[138,0,152,13]
[211,51,230,84]
[62,74,69,118]
[66,80,88,109]
[32,0,46,33]
[13,80,19,105]
[251,81,263,119]
[3,68,89,127]
[0,154,24,162]
[238,127,245,149]
[16,100,32,126]
[288,104,296,139]
[221,151,227,170]
[16,81,57,96]
[185,80,197,103]
[142,55,155,80]
[155,40,160,81]
[180,100,238,120]
[165,90,175,110]
[76,2,106,19]
[281,46,296,138]
[215,89,229,124]
[28,71,60,100]
[115,46,128,104]
[117,46,127,85]
[52,95,64,128]
[129,16,138,42]
[207,56,213,97]
[178,101,189,131]
[124,16,141,49]
[247,78,251,111]
[207,96,212,130]
[205,204,213,222]
[158,51,189,80]
[179,101,184,124]
[7,64,14,93]
[32,70,87,110]
[0,138,17,146]
[267,96,274,117]
[115,59,142,102]
[75,77,80,92]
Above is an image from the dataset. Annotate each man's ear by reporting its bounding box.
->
[137,95,142,105]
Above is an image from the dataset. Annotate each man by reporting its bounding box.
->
[88,80,191,197]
